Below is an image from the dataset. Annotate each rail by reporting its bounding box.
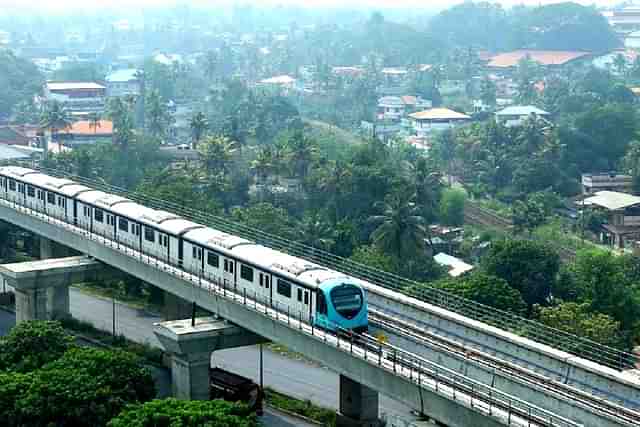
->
[5,162,638,370]
[0,195,580,427]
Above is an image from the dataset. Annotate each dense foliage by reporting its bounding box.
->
[108,399,257,427]
[0,49,43,120]
[0,321,73,372]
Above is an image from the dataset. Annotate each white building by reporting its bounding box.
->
[105,69,142,98]
[43,81,106,114]
[495,105,550,127]
[582,173,634,195]
[408,108,470,137]
[433,253,474,277]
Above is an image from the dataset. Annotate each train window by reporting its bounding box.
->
[118,218,128,232]
[316,292,327,315]
[304,291,309,305]
[47,192,55,204]
[297,289,302,302]
[277,280,292,298]
[259,274,263,287]
[135,224,140,236]
[192,246,197,258]
[330,284,363,320]
[37,190,43,200]
[240,265,253,282]
[18,184,24,194]
[27,186,35,197]
[8,180,15,191]
[94,209,104,223]
[207,252,219,268]
[163,235,169,247]
[265,276,270,289]
[144,227,154,242]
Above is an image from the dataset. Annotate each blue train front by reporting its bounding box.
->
[314,278,368,333]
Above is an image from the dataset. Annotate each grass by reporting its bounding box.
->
[73,282,163,313]
[265,387,335,426]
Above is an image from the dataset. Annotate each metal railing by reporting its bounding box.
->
[0,195,580,427]
[4,162,638,370]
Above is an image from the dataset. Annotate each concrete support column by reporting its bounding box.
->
[14,286,48,323]
[171,351,211,400]
[164,292,193,320]
[40,236,71,260]
[337,375,381,427]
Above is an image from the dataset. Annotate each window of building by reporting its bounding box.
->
[144,227,154,242]
[47,192,55,204]
[207,252,219,268]
[27,186,35,197]
[277,280,292,298]
[118,218,128,232]
[94,209,104,223]
[240,265,254,282]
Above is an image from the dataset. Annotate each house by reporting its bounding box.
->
[582,173,634,195]
[258,75,297,94]
[0,126,37,146]
[105,69,142,98]
[408,108,470,137]
[56,120,113,146]
[377,96,432,122]
[495,106,550,127]
[433,253,474,277]
[605,6,640,33]
[581,191,640,249]
[43,81,106,114]
[487,50,591,70]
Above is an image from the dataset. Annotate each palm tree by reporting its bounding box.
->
[298,213,336,252]
[197,135,237,177]
[204,50,218,83]
[88,112,101,134]
[285,132,318,180]
[145,89,170,140]
[189,112,208,149]
[613,53,628,77]
[107,97,135,150]
[368,192,427,264]
[251,145,275,185]
[40,101,72,161]
[317,160,353,223]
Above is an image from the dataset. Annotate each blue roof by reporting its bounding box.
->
[0,145,31,160]
[106,69,141,83]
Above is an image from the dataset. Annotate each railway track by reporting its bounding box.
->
[369,308,640,426]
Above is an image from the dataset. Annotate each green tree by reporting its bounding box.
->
[145,89,172,140]
[482,240,559,309]
[479,77,497,108]
[198,135,237,177]
[538,302,623,349]
[439,188,466,226]
[40,101,72,161]
[189,111,208,149]
[107,97,135,151]
[348,245,397,274]
[0,49,43,118]
[0,321,73,372]
[436,272,527,315]
[108,399,257,427]
[369,192,427,263]
[88,111,101,134]
[512,196,546,235]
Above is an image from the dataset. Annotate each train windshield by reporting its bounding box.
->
[330,284,363,320]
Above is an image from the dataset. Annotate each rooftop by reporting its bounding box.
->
[59,120,113,136]
[260,75,296,85]
[433,253,474,277]
[106,68,141,83]
[0,145,31,160]
[496,106,550,116]
[582,191,640,211]
[409,108,470,121]
[487,50,591,68]
[46,81,105,91]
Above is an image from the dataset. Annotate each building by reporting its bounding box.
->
[0,126,37,146]
[377,96,432,122]
[605,6,640,33]
[56,120,113,146]
[582,173,634,195]
[43,81,106,115]
[408,108,470,137]
[105,69,142,98]
[433,253,474,277]
[495,106,550,127]
[487,50,591,70]
[582,191,640,249]
[258,75,297,94]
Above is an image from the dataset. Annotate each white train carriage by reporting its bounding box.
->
[153,218,204,268]
[183,228,253,292]
[77,192,130,241]
[24,174,90,222]
[138,210,181,261]
[0,166,37,204]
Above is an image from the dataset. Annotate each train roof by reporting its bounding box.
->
[20,173,91,197]
[109,202,181,227]
[0,166,36,178]
[183,227,253,252]
[231,244,327,282]
[80,191,131,209]
[156,217,204,236]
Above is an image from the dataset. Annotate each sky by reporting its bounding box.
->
[0,0,617,12]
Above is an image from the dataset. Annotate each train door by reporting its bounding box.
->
[258,272,272,305]
[79,204,92,230]
[190,244,204,275]
[314,290,330,329]
[222,258,235,290]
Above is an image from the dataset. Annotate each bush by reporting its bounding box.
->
[108,399,257,427]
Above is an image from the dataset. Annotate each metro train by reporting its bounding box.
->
[0,166,368,333]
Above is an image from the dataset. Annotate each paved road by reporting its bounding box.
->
[67,288,419,421]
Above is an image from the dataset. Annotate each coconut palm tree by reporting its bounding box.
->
[298,213,336,252]
[317,160,353,223]
[87,112,101,134]
[40,101,72,161]
[285,132,318,180]
[189,112,208,149]
[368,192,427,264]
[197,135,237,177]
[107,97,135,151]
[251,145,275,185]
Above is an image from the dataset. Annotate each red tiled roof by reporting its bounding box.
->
[488,50,591,68]
[59,120,113,136]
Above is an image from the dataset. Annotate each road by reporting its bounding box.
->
[4,287,419,423]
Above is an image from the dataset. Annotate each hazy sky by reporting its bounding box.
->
[0,0,616,12]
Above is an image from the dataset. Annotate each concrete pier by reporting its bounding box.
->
[154,317,268,400]
[0,256,107,322]
[337,375,382,427]
[164,292,193,321]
